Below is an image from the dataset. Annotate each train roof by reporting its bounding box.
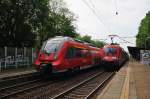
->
[47,36,100,50]
[104,44,121,48]
[47,36,74,42]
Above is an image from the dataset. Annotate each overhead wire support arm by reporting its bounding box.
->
[117,36,134,44]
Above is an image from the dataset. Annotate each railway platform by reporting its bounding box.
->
[0,67,36,79]
[97,61,150,99]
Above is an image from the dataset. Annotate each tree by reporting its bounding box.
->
[136,11,150,48]
[76,35,106,48]
[92,40,106,48]
[0,0,77,47]
[0,0,37,47]
[49,0,77,36]
[34,0,78,46]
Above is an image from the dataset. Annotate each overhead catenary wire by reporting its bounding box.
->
[108,35,135,44]
[88,0,109,25]
[82,0,110,33]
[88,0,104,17]
[88,0,96,10]
[82,0,134,45]
[117,36,134,44]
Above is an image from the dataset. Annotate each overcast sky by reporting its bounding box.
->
[64,0,150,51]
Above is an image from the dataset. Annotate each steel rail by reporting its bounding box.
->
[52,71,107,99]
[0,71,38,81]
[0,72,39,82]
[0,79,40,91]
[84,72,115,99]
[0,72,40,90]
[0,79,55,99]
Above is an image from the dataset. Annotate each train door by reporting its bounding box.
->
[74,48,83,67]
[82,49,90,66]
[65,47,76,69]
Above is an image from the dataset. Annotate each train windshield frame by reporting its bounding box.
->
[104,47,117,55]
[41,38,65,54]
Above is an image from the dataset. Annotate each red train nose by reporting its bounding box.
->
[39,52,56,62]
[103,56,117,62]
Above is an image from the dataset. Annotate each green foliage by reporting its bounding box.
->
[0,0,77,47]
[136,11,150,48]
[92,40,106,48]
[76,35,106,48]
[31,0,77,47]
[0,0,37,47]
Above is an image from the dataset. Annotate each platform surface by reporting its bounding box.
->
[97,61,150,99]
[0,67,36,79]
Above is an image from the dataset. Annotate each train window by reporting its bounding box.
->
[82,50,89,57]
[66,47,84,58]
[75,48,82,58]
[41,39,63,54]
[66,47,75,58]
[104,48,116,55]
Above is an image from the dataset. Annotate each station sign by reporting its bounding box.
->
[140,50,150,65]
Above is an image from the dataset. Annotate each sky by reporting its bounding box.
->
[64,0,150,51]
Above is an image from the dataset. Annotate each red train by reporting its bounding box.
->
[34,36,101,75]
[101,44,129,71]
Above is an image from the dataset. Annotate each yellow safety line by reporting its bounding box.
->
[120,66,130,99]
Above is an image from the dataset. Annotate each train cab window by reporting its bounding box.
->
[41,38,64,54]
[104,48,116,55]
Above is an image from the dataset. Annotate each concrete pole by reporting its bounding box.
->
[0,62,1,71]
[15,48,18,68]
[4,46,7,69]
[31,48,34,64]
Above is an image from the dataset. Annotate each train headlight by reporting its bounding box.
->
[112,57,117,60]
[54,54,58,60]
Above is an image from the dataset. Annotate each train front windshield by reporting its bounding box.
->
[41,39,63,54]
[104,47,117,55]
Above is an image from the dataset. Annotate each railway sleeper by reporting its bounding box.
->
[78,86,94,91]
[79,85,95,88]
[64,94,86,99]
[71,89,90,93]
[69,91,87,95]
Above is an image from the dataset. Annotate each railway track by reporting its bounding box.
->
[0,78,55,99]
[0,67,114,99]
[16,67,104,99]
[0,72,40,89]
[52,72,115,99]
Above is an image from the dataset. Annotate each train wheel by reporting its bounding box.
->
[71,67,80,73]
[40,64,52,78]
[67,68,73,73]
[104,66,112,72]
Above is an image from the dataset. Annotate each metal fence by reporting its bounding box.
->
[0,47,36,71]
